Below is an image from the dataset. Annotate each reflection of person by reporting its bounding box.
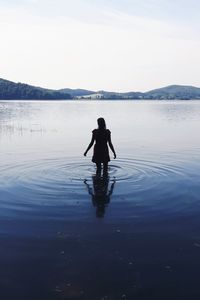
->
[84,118,116,173]
[84,174,116,218]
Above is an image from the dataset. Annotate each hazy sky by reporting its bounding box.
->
[1,0,200,91]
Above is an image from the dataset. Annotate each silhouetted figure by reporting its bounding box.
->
[84,173,116,218]
[84,118,116,173]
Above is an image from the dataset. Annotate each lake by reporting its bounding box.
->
[1,100,200,300]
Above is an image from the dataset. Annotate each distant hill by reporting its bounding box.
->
[96,90,143,99]
[64,85,200,100]
[1,78,200,100]
[145,85,200,100]
[0,78,71,100]
[59,88,95,97]
[75,90,144,99]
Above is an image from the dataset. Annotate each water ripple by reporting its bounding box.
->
[109,158,188,194]
[0,156,192,204]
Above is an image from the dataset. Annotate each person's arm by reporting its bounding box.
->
[108,132,116,159]
[84,133,95,156]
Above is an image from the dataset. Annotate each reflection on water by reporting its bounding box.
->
[84,173,116,218]
[1,100,200,299]
[148,100,200,121]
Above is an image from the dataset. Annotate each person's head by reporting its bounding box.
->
[97,117,106,130]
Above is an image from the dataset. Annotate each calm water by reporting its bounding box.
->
[1,100,200,299]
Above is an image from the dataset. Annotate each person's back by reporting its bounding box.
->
[93,128,110,146]
[84,118,116,173]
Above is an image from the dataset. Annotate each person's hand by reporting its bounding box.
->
[114,153,116,159]
[84,152,87,157]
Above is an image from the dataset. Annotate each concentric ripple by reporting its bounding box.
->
[0,156,191,204]
[109,157,189,194]
[0,157,93,202]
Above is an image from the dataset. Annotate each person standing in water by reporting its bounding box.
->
[84,118,116,173]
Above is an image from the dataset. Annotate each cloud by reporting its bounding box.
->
[0,1,200,91]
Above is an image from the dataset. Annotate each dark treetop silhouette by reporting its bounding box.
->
[84,118,116,172]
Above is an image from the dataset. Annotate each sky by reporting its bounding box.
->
[1,0,200,92]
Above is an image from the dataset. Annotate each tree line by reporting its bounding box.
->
[0,80,71,100]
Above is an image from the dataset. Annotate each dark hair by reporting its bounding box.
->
[97,118,106,130]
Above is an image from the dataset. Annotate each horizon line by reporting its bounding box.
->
[1,77,200,93]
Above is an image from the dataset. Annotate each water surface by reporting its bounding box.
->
[1,100,200,300]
